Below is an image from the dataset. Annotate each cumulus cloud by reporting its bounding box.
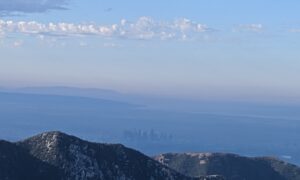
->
[235,24,263,33]
[0,0,69,14]
[0,17,210,41]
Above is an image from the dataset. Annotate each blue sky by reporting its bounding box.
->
[1,0,300,101]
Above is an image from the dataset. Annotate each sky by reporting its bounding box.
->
[1,0,300,101]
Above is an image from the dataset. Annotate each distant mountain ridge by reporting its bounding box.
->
[0,86,124,100]
[0,131,299,180]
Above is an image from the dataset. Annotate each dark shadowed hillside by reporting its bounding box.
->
[16,131,190,180]
[1,131,195,180]
[0,140,63,180]
[1,131,300,180]
[154,153,300,180]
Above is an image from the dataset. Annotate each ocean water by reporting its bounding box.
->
[0,92,299,165]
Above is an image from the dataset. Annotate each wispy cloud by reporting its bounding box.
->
[0,0,69,15]
[289,28,300,33]
[234,24,264,33]
[0,17,210,41]
[12,40,23,47]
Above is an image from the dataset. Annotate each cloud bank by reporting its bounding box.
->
[0,17,210,40]
[0,0,69,14]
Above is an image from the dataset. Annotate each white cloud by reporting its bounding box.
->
[235,24,263,33]
[0,17,210,41]
[0,0,69,14]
